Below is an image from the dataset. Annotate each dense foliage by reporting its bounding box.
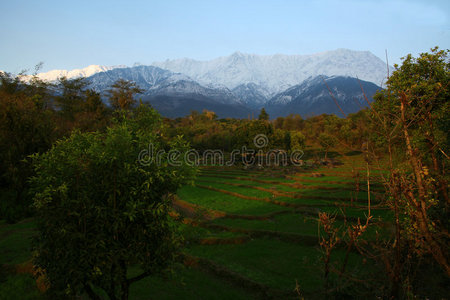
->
[30,106,196,298]
[368,47,450,296]
[0,73,57,221]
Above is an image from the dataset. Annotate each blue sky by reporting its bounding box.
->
[1,0,449,73]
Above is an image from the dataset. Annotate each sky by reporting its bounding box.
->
[0,0,449,73]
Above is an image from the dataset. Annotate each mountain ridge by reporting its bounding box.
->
[85,65,251,118]
[266,75,381,118]
[151,48,390,94]
[34,64,127,82]
[32,49,391,92]
[25,49,388,118]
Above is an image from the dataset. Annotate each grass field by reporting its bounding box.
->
[0,153,391,299]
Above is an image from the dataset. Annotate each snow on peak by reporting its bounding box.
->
[152,49,390,95]
[165,73,193,83]
[35,64,127,82]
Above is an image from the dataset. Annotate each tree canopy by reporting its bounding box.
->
[107,79,143,110]
[31,105,196,299]
[258,107,269,121]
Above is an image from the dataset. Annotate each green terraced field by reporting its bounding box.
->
[177,185,290,215]
[175,159,391,298]
[129,265,255,300]
[0,155,392,299]
[186,238,369,295]
[212,212,322,236]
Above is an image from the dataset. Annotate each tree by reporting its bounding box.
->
[290,131,306,152]
[73,89,110,132]
[274,116,284,129]
[258,108,269,121]
[107,79,143,110]
[31,105,196,299]
[270,129,286,149]
[56,77,90,120]
[372,47,450,279]
[0,72,56,221]
[202,109,217,121]
[233,120,273,149]
[283,130,291,151]
[54,77,110,134]
[347,47,450,297]
[318,133,336,160]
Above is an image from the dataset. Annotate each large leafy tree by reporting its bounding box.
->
[107,79,143,110]
[31,104,196,299]
[368,47,449,296]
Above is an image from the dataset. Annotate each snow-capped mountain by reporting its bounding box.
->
[265,76,382,118]
[29,49,388,118]
[36,64,126,81]
[231,83,271,109]
[152,49,390,95]
[87,65,241,105]
[148,79,242,105]
[87,65,174,91]
[85,65,251,118]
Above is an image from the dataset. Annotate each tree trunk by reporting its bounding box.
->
[84,283,102,300]
[119,260,129,300]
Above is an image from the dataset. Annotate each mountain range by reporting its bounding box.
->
[31,49,390,118]
[151,49,388,95]
[265,75,380,118]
